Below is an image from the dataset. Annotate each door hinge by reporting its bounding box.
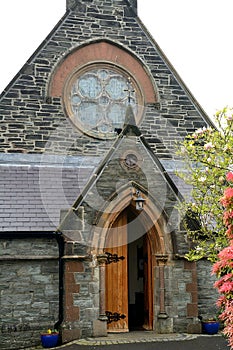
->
[105,311,126,324]
[104,251,125,264]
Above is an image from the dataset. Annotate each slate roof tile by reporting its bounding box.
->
[0,164,94,232]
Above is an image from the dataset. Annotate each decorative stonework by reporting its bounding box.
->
[184,261,198,318]
[156,254,168,319]
[121,150,142,171]
[63,63,143,138]
[49,41,158,105]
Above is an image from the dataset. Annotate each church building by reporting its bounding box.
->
[0,1,218,348]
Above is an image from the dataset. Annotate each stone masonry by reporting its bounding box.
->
[0,0,218,348]
[0,237,60,349]
[0,0,214,158]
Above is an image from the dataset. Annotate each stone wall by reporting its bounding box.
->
[0,237,60,349]
[162,260,199,333]
[197,260,219,320]
[66,0,138,15]
[0,0,208,158]
[61,241,100,342]
[0,0,215,346]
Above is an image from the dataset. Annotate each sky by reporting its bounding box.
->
[0,0,232,118]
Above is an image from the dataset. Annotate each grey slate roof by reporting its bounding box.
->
[0,154,99,232]
[0,153,191,232]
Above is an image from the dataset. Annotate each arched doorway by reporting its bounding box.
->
[104,206,153,332]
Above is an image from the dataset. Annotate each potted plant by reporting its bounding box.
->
[201,317,220,335]
[40,328,59,348]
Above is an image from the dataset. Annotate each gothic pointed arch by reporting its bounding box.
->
[94,181,172,331]
[92,181,172,257]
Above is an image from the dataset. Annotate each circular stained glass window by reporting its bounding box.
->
[64,63,144,139]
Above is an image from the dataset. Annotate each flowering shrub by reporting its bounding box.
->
[176,107,233,344]
[176,107,233,262]
[213,171,233,347]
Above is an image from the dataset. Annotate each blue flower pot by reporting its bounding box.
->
[202,321,219,335]
[40,333,59,348]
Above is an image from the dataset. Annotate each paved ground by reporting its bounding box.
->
[34,332,229,350]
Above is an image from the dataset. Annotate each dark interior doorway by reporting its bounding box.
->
[127,209,148,330]
[128,235,145,330]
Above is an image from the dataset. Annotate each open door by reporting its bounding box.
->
[105,210,129,332]
[104,208,153,332]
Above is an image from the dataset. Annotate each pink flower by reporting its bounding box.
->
[219,280,233,294]
[220,188,233,207]
[227,172,233,183]
[225,109,233,121]
[216,295,227,307]
[213,176,233,348]
[212,260,222,274]
[223,211,233,226]
[204,142,214,150]
[225,188,233,198]
[195,127,206,135]
[214,273,233,286]
[218,245,233,260]
[226,226,233,239]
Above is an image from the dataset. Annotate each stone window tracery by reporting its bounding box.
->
[64,63,144,139]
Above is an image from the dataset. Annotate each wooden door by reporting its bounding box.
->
[105,211,128,332]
